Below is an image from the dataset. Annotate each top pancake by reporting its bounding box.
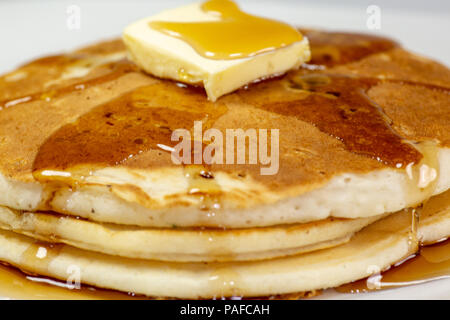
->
[0,30,449,228]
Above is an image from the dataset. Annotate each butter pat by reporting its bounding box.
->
[123,1,310,101]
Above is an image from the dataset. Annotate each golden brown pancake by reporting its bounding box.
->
[0,29,449,299]
[0,30,448,228]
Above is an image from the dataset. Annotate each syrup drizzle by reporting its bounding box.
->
[208,267,242,299]
[0,59,137,111]
[336,238,450,293]
[20,242,64,275]
[337,189,450,294]
[0,262,149,300]
[238,72,423,167]
[149,0,303,60]
[184,164,222,214]
[32,82,227,177]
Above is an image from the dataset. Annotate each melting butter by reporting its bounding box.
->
[149,0,303,60]
[123,0,310,100]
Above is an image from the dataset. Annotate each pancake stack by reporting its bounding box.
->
[0,29,449,299]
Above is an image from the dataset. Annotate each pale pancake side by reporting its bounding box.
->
[0,190,448,298]
[0,206,383,262]
[0,207,419,299]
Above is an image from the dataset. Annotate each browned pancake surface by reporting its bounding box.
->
[0,30,449,205]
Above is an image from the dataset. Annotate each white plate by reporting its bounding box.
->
[0,0,449,300]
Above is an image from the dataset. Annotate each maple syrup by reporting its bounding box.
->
[402,141,440,207]
[337,189,450,294]
[20,242,64,275]
[0,262,150,300]
[336,238,450,293]
[239,73,422,167]
[149,0,303,60]
[0,59,137,111]
[32,82,227,183]
[208,266,242,299]
[184,164,223,215]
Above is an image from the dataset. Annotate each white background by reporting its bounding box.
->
[0,0,449,299]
